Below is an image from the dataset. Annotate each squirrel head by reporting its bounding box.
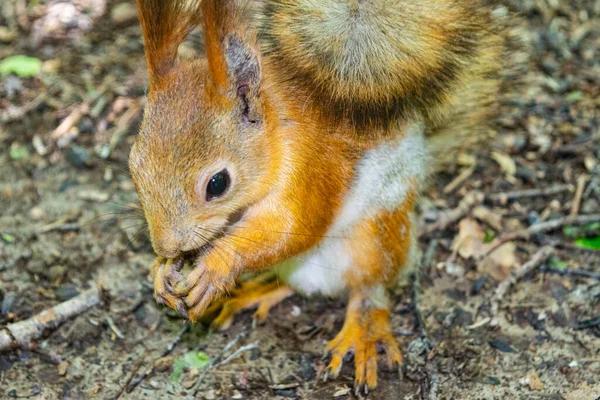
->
[131,0,273,258]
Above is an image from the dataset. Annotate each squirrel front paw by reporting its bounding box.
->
[151,257,189,318]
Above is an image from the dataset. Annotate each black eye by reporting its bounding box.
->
[206,170,230,201]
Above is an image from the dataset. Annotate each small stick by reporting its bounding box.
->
[106,316,125,339]
[213,340,259,368]
[488,184,573,204]
[482,213,600,259]
[443,166,475,194]
[191,329,251,397]
[570,175,588,216]
[420,192,483,237]
[0,92,47,123]
[123,323,191,394]
[490,246,554,325]
[539,265,600,281]
[0,287,105,352]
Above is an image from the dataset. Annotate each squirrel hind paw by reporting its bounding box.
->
[325,307,402,390]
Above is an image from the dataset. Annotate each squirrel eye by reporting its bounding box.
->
[206,170,230,201]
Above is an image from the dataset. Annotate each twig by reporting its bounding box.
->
[106,316,125,339]
[420,192,484,238]
[443,166,475,194]
[123,323,191,395]
[50,78,114,148]
[488,184,573,204]
[570,175,588,216]
[0,287,105,352]
[190,329,252,398]
[0,92,47,123]
[482,213,600,258]
[490,246,554,325]
[213,340,259,368]
[539,265,600,281]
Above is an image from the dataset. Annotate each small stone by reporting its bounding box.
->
[1,292,16,316]
[290,305,301,317]
[66,146,91,168]
[520,371,544,391]
[153,356,173,372]
[57,361,68,376]
[55,285,79,301]
[0,26,17,42]
[29,206,46,221]
[232,390,243,399]
[77,190,110,202]
[111,3,138,25]
[48,265,67,282]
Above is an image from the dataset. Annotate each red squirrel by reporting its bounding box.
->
[130,0,524,392]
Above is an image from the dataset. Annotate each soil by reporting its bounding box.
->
[0,1,599,399]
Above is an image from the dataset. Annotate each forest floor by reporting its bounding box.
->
[1,0,599,399]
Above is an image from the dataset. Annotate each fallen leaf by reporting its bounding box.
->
[452,219,517,281]
[491,152,517,177]
[452,218,486,259]
[0,55,42,77]
[171,351,210,383]
[489,339,517,353]
[575,236,600,250]
[520,371,544,391]
[332,386,352,397]
[58,361,68,376]
[479,242,517,281]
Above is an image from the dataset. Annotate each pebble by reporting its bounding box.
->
[1,292,16,316]
[111,3,138,25]
[55,285,79,301]
[29,206,46,221]
[48,265,67,282]
[77,189,110,202]
[66,146,91,168]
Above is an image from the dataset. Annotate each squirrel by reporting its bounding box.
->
[130,0,525,392]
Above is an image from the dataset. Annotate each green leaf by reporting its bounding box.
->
[1,233,15,243]
[575,236,600,250]
[170,351,210,383]
[484,229,496,243]
[0,55,42,77]
[563,223,600,239]
[565,91,583,103]
[549,256,567,270]
[9,142,30,160]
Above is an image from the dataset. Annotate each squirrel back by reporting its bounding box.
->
[256,0,529,162]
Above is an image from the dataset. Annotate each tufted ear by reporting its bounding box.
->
[202,0,262,122]
[137,0,201,91]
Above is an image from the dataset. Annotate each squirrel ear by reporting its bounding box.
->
[224,35,261,96]
[137,0,201,90]
[202,1,262,111]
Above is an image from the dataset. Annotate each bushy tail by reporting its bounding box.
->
[256,0,530,165]
[426,5,531,168]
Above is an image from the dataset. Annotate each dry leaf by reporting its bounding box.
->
[452,218,517,281]
[452,218,486,259]
[472,206,503,231]
[520,371,544,391]
[491,152,517,177]
[479,242,517,281]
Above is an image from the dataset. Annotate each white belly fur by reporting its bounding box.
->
[276,122,429,297]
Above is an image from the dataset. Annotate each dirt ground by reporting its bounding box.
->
[1,1,599,399]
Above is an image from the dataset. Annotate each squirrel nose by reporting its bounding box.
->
[151,229,184,259]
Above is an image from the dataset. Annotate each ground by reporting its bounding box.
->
[0,0,599,399]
